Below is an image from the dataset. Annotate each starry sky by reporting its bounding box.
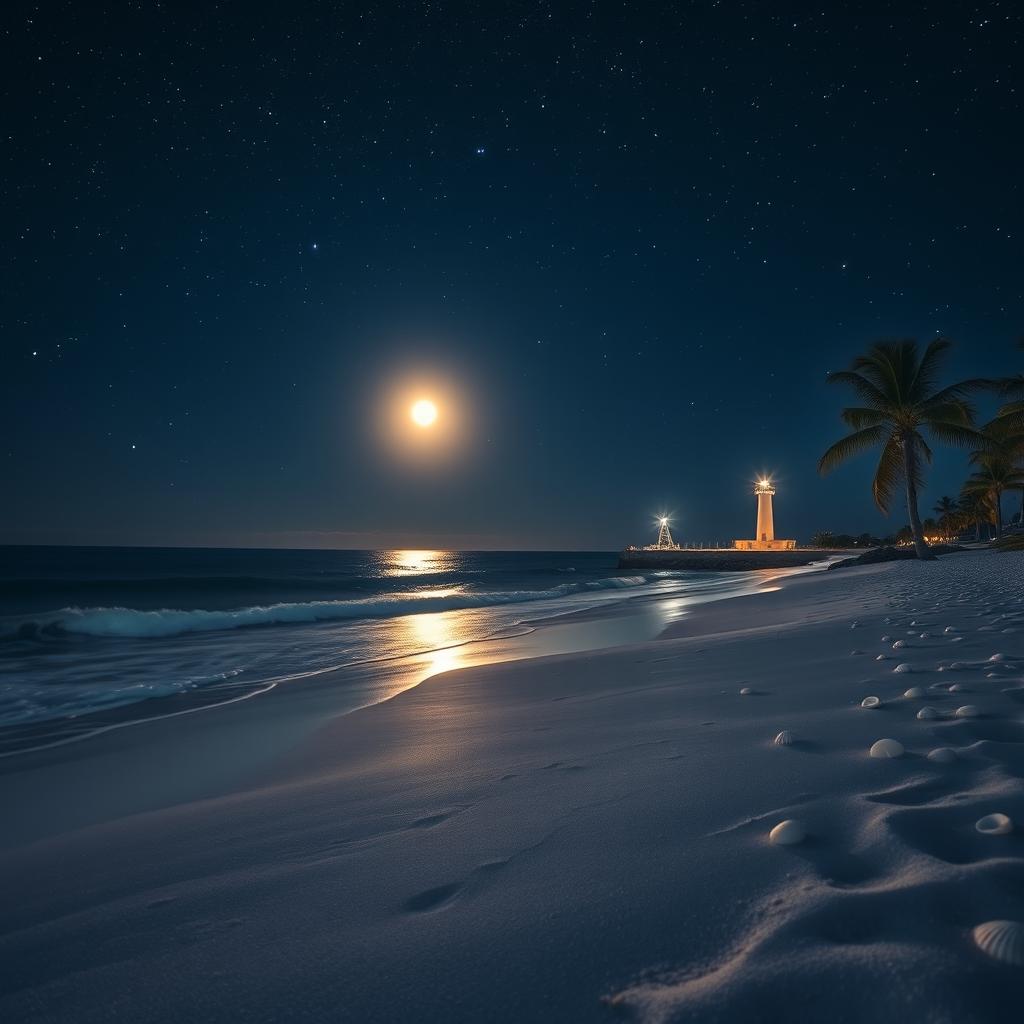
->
[3,2,1021,550]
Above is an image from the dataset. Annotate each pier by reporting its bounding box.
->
[616,547,842,572]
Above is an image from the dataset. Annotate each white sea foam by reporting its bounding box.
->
[25,576,660,639]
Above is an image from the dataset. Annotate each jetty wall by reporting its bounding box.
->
[617,549,848,572]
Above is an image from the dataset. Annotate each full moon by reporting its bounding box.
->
[410,399,438,427]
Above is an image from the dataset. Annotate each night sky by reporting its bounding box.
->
[4,2,1021,550]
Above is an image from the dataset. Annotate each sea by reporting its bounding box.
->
[0,546,826,753]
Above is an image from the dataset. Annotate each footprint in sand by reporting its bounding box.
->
[402,882,462,913]
[884,798,1024,866]
[401,855,518,914]
[409,810,457,829]
[788,840,881,887]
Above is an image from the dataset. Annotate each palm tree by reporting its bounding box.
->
[932,496,959,540]
[956,491,992,542]
[978,338,1024,434]
[973,415,1024,529]
[962,454,1024,539]
[819,338,978,559]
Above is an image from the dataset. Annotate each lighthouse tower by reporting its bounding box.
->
[755,478,775,543]
[734,477,796,550]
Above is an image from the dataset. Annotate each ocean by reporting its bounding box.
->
[0,546,818,751]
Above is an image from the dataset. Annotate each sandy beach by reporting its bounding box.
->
[2,549,1023,1022]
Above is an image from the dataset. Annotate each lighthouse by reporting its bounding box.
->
[755,478,775,543]
[734,477,796,550]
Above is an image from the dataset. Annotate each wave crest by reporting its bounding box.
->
[8,575,659,639]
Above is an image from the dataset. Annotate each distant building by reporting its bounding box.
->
[733,479,796,551]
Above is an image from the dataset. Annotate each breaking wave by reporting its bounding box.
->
[7,575,654,640]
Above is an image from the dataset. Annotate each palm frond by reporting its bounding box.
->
[872,435,904,513]
[818,425,888,476]
[840,407,889,429]
[911,337,953,399]
[995,400,1024,430]
[852,342,904,401]
[915,432,933,466]
[927,420,985,448]
[996,374,1024,400]
[918,388,977,419]
[825,370,888,407]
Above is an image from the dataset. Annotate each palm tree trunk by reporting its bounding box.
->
[903,438,933,559]
[995,488,1004,539]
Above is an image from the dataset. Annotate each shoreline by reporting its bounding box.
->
[0,561,824,763]
[3,550,1023,1021]
[0,564,827,848]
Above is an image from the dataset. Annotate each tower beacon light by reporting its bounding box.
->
[733,478,796,550]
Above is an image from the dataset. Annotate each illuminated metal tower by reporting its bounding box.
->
[754,478,775,543]
[656,516,675,549]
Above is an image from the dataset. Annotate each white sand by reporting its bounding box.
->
[1,550,1023,1022]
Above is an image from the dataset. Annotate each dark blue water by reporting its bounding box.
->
[0,546,735,729]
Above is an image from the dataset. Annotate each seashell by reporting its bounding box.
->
[903,687,925,699]
[861,696,882,709]
[945,626,957,633]
[769,819,806,846]
[774,730,795,746]
[927,747,957,763]
[869,738,905,759]
[972,920,1024,966]
[875,654,888,661]
[893,640,907,649]
[739,686,754,695]
[894,664,913,674]
[916,706,941,720]
[949,683,968,693]
[989,653,1006,662]
[975,813,1013,836]
[919,633,930,640]
[955,705,980,718]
